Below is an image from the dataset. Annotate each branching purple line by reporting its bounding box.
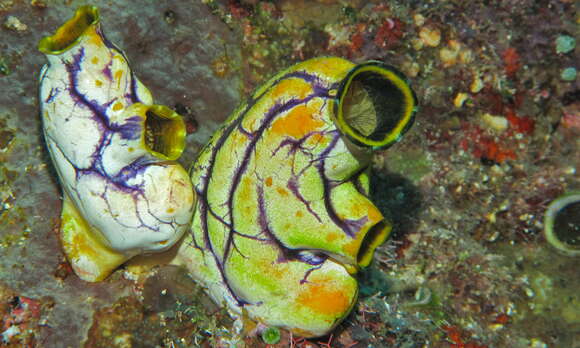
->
[257,183,328,271]
[274,130,336,224]
[237,123,255,138]
[287,175,322,223]
[68,49,111,127]
[196,195,249,306]
[62,48,169,195]
[256,183,294,262]
[99,184,144,230]
[46,87,60,103]
[191,69,339,308]
[206,204,232,229]
[300,264,323,285]
[222,93,327,265]
[315,133,359,237]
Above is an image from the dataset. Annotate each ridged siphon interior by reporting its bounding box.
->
[144,105,186,161]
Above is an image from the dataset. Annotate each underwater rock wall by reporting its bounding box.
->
[0,0,578,347]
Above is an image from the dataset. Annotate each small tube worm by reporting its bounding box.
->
[174,57,417,337]
[38,6,194,281]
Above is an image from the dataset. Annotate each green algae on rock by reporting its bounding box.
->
[555,35,576,54]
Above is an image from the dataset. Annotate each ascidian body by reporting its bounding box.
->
[38,6,194,282]
[173,57,417,336]
[38,6,417,338]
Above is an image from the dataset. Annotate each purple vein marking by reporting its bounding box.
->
[315,133,360,238]
[44,45,177,236]
[257,183,328,267]
[191,70,338,307]
[46,87,60,103]
[221,93,329,264]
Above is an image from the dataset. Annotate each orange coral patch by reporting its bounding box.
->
[270,105,324,139]
[265,177,273,187]
[276,187,288,196]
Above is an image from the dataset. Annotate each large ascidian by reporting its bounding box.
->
[38,6,195,282]
[174,57,417,336]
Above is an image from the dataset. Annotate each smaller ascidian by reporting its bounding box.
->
[38,6,194,281]
[544,192,580,256]
[174,57,417,337]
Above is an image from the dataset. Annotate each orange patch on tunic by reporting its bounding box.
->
[276,187,288,196]
[296,278,351,316]
[349,199,383,223]
[237,177,254,202]
[114,70,123,81]
[230,131,249,148]
[366,205,383,223]
[114,69,124,89]
[265,177,273,187]
[67,227,98,261]
[271,105,324,139]
[302,58,353,81]
[255,257,287,280]
[87,29,104,47]
[325,232,340,242]
[306,132,328,146]
[112,101,123,111]
[342,238,360,258]
[270,78,313,101]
